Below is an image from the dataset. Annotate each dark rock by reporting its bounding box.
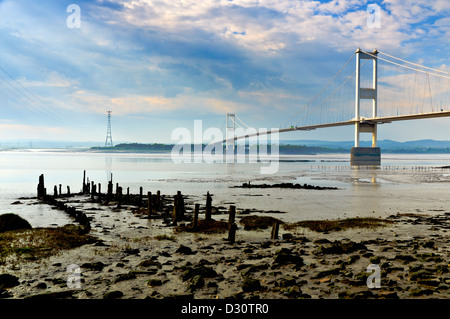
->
[410,288,434,297]
[272,248,304,268]
[148,278,163,287]
[242,277,262,292]
[313,267,342,279]
[124,248,140,255]
[81,262,105,271]
[25,290,76,299]
[176,245,196,255]
[35,282,47,289]
[139,259,162,268]
[114,272,136,283]
[275,275,297,287]
[103,290,123,299]
[0,274,20,288]
[282,233,294,240]
[0,289,13,298]
[0,214,32,232]
[182,266,217,281]
[394,254,416,264]
[285,285,302,297]
[188,275,205,291]
[316,240,367,255]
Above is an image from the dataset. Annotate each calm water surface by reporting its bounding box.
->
[1,150,450,227]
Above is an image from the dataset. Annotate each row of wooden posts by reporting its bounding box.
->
[38,172,281,243]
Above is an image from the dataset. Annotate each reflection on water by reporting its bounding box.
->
[1,151,450,226]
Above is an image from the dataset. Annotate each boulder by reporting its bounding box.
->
[0,274,20,289]
[242,277,262,292]
[0,214,32,232]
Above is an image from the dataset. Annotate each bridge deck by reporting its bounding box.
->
[225,110,450,142]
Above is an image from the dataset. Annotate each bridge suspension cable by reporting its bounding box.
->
[278,52,356,128]
[378,51,450,76]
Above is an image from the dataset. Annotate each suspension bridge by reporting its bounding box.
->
[223,48,450,165]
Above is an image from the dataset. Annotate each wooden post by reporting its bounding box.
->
[193,203,199,230]
[172,194,178,225]
[156,190,161,211]
[83,170,86,194]
[97,183,102,202]
[205,191,212,221]
[177,191,184,221]
[271,221,280,240]
[67,185,70,196]
[37,174,45,198]
[117,186,122,208]
[227,205,237,244]
[53,185,58,198]
[147,191,152,214]
[139,187,143,207]
[107,181,113,200]
[59,184,62,197]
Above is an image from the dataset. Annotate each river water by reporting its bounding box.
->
[1,150,450,227]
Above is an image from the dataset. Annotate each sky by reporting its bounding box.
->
[0,0,449,145]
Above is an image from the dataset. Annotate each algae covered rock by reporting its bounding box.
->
[0,213,32,232]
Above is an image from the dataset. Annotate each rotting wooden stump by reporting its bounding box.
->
[271,221,280,240]
[37,174,46,198]
[147,191,152,215]
[192,203,199,231]
[227,205,237,244]
[205,191,212,221]
[172,191,185,225]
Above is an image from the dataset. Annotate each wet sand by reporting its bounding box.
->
[1,193,449,300]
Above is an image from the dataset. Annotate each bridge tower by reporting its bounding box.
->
[225,113,236,153]
[351,48,381,166]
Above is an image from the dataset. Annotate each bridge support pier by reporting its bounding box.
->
[351,147,381,166]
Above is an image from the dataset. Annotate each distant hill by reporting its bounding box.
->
[279,139,450,153]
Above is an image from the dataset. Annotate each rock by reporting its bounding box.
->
[394,254,416,264]
[316,240,367,255]
[286,285,303,297]
[188,275,205,291]
[313,267,341,279]
[410,288,434,297]
[275,275,297,287]
[417,279,441,287]
[409,270,434,281]
[35,282,47,289]
[0,289,13,298]
[148,278,163,287]
[24,290,76,299]
[0,214,32,232]
[239,262,269,276]
[139,259,162,268]
[282,233,294,240]
[0,274,20,288]
[103,290,123,299]
[124,248,140,255]
[114,272,136,283]
[272,249,304,267]
[242,277,262,292]
[182,266,217,281]
[81,262,105,271]
[176,245,196,255]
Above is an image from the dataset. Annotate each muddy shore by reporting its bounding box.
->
[0,191,449,300]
